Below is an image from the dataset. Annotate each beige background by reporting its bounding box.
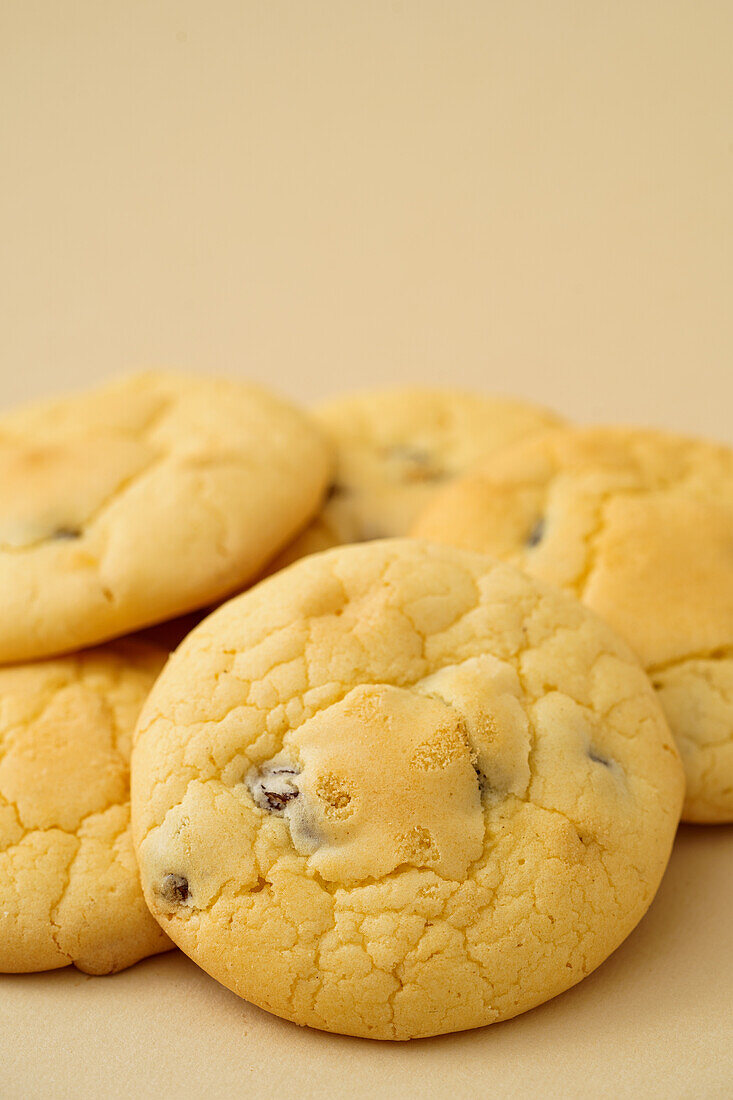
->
[1,2,732,1097]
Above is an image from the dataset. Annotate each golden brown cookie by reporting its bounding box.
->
[0,371,332,662]
[132,540,683,1038]
[414,426,733,821]
[0,641,171,973]
[268,388,563,569]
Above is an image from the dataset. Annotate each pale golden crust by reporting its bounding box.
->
[0,641,171,973]
[0,371,332,662]
[132,540,683,1039]
[268,389,563,570]
[413,426,733,821]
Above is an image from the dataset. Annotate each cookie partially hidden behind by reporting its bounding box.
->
[0,371,332,662]
[414,426,733,822]
[132,540,683,1039]
[268,388,563,569]
[0,642,171,974]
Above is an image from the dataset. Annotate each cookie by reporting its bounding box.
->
[132,540,683,1039]
[413,426,733,822]
[0,641,171,973]
[0,371,332,662]
[268,388,563,569]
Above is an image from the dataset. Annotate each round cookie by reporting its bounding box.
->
[268,388,563,569]
[0,371,332,662]
[0,641,171,973]
[132,540,683,1039]
[413,426,733,823]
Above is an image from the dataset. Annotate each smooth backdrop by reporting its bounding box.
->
[1,3,732,1098]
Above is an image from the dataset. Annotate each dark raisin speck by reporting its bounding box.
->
[161,873,190,904]
[326,481,349,502]
[51,526,82,541]
[588,749,612,768]
[474,763,490,797]
[526,518,545,548]
[387,446,447,483]
[248,764,300,814]
[264,788,298,810]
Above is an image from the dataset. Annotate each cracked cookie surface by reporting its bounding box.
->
[268,388,563,569]
[0,641,171,973]
[413,426,733,822]
[131,539,683,1039]
[0,371,332,662]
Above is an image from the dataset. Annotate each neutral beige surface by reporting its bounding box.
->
[2,826,731,1100]
[1,1,732,1097]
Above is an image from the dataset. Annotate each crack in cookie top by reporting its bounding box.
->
[131,539,683,1040]
[0,371,333,662]
[413,426,733,823]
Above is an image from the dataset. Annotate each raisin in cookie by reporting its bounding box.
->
[268,388,562,569]
[414,426,733,822]
[0,371,332,662]
[132,540,683,1039]
[0,641,171,973]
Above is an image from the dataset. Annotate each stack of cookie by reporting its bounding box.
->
[0,372,332,973]
[1,373,729,1042]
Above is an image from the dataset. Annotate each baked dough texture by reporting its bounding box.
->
[0,371,332,662]
[0,641,171,974]
[269,388,563,568]
[132,540,683,1039]
[413,426,733,822]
